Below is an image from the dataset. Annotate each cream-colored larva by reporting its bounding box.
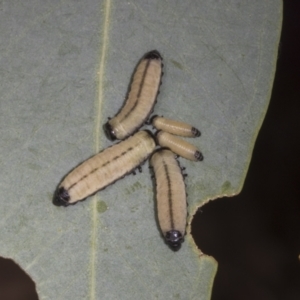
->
[150,149,187,251]
[53,131,156,206]
[151,115,201,137]
[104,50,163,141]
[156,131,203,161]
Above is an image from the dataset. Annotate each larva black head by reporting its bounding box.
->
[195,151,204,161]
[103,122,117,141]
[165,230,184,251]
[53,187,70,207]
[192,127,201,137]
[144,50,162,60]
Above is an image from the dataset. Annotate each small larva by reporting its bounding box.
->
[156,131,203,161]
[150,149,187,251]
[53,130,156,206]
[151,115,201,137]
[104,50,163,141]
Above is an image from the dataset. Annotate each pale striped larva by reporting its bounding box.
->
[156,131,203,161]
[53,130,156,206]
[104,50,163,141]
[151,115,201,137]
[150,149,187,251]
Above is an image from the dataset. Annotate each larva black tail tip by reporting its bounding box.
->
[152,130,162,145]
[144,50,162,60]
[165,230,184,251]
[192,127,201,137]
[103,122,117,141]
[149,114,159,125]
[53,187,70,207]
[154,129,161,137]
[145,114,157,125]
[195,151,204,161]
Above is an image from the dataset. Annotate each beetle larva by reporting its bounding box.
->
[156,131,203,161]
[150,149,187,251]
[53,130,156,206]
[151,115,201,137]
[104,50,163,141]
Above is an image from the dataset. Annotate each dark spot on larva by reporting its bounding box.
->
[144,50,162,60]
[103,122,116,141]
[195,151,204,161]
[90,168,98,175]
[165,230,184,251]
[102,161,109,167]
[53,187,70,207]
[192,127,201,137]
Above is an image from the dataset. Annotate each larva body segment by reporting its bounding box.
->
[151,116,201,137]
[54,131,156,206]
[104,50,163,141]
[156,131,203,161]
[150,149,187,251]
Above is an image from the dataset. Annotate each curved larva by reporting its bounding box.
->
[156,131,203,161]
[104,50,163,141]
[150,149,187,251]
[151,115,201,137]
[53,131,156,206]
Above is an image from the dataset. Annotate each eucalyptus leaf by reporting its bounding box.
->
[0,0,282,299]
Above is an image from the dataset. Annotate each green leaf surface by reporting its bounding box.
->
[0,0,282,299]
